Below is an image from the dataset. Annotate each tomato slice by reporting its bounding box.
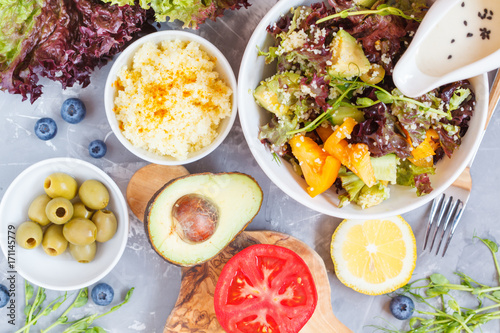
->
[214,244,318,333]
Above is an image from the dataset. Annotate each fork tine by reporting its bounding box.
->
[429,195,452,252]
[435,199,459,255]
[423,193,444,251]
[441,200,465,257]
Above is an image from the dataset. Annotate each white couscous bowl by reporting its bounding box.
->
[104,31,237,165]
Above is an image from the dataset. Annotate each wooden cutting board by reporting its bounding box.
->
[126,164,352,333]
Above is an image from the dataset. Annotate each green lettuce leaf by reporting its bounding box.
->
[99,0,250,28]
[0,0,42,71]
[396,159,435,187]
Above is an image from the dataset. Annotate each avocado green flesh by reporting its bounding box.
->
[253,72,301,117]
[330,106,365,125]
[327,29,371,78]
[147,173,263,266]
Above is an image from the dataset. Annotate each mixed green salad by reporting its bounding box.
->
[254,0,476,209]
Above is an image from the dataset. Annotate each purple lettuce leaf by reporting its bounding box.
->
[300,74,330,111]
[415,173,433,196]
[0,0,150,103]
[349,100,412,159]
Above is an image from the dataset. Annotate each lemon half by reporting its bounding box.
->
[331,216,417,295]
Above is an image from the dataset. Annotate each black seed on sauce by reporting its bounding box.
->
[451,39,455,43]
[461,2,465,7]
[464,20,468,26]
[467,33,473,37]
[448,55,452,59]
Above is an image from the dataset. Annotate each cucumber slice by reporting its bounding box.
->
[371,154,397,183]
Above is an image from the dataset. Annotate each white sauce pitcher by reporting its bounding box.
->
[393,0,500,97]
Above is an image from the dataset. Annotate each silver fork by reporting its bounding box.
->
[423,72,500,256]
[423,167,471,257]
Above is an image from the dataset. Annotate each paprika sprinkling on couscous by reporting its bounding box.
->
[113,39,232,160]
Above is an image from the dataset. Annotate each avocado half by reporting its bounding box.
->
[144,173,263,266]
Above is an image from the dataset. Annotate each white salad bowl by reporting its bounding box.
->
[104,30,238,165]
[238,0,489,219]
[0,158,129,290]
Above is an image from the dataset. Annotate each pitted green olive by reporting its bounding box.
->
[63,218,97,246]
[69,242,97,263]
[45,197,74,224]
[28,194,51,226]
[16,221,43,249]
[73,202,94,219]
[44,172,78,200]
[42,224,68,256]
[78,180,109,210]
[92,210,117,243]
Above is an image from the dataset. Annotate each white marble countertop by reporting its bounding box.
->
[1,1,500,332]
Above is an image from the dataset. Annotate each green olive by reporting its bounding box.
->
[42,224,68,256]
[63,218,97,246]
[73,202,94,219]
[27,194,51,226]
[360,63,386,85]
[78,180,109,210]
[92,210,117,242]
[45,197,74,224]
[16,221,43,249]
[69,242,97,263]
[44,172,78,200]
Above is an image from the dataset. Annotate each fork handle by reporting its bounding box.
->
[451,167,471,191]
[486,71,500,129]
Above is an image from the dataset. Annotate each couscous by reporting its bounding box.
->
[113,40,232,160]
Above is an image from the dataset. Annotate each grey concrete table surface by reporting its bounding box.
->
[1,1,500,332]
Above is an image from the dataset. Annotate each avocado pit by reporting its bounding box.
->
[172,194,219,243]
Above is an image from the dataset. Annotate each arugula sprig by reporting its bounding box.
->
[16,282,134,333]
[16,286,67,333]
[286,78,452,135]
[316,5,423,24]
[41,288,89,333]
[61,288,134,333]
[346,79,452,120]
[373,236,500,332]
[286,80,359,135]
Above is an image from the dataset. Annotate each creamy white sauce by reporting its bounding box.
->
[417,0,500,76]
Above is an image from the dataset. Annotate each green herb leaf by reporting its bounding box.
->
[315,6,423,24]
[476,237,499,253]
[25,281,34,302]
[475,236,500,282]
[426,286,449,297]
[85,327,106,333]
[74,288,88,308]
[449,88,471,112]
[356,97,376,107]
[375,91,394,104]
[448,299,460,312]
[430,273,450,285]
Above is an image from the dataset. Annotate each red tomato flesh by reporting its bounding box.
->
[214,244,318,333]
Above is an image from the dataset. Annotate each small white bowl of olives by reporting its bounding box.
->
[0,158,129,291]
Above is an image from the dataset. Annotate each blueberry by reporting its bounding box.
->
[89,140,107,158]
[34,117,57,140]
[91,282,114,306]
[61,98,86,124]
[0,284,10,308]
[390,295,415,320]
